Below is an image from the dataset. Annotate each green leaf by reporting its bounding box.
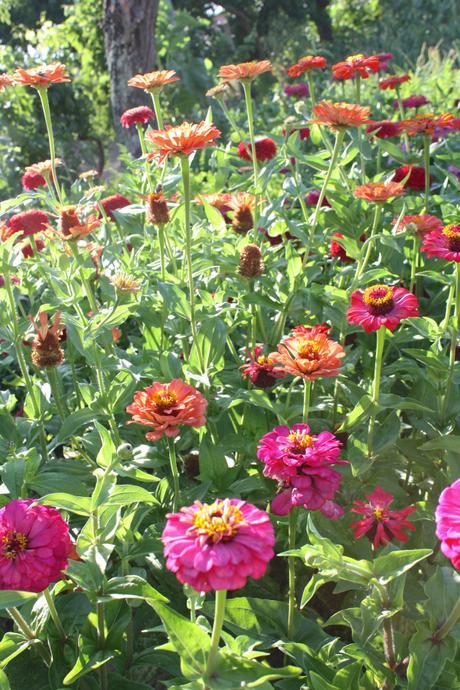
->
[40,493,92,516]
[211,651,301,689]
[337,395,378,432]
[0,668,11,689]
[201,200,226,232]
[300,574,328,607]
[107,674,152,690]
[309,672,338,690]
[102,575,167,603]
[0,591,37,610]
[158,282,191,319]
[48,408,96,449]
[63,649,116,685]
[420,436,460,453]
[95,422,117,469]
[407,623,457,690]
[105,484,158,507]
[373,549,432,584]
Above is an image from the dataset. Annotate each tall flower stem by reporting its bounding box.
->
[37,87,62,203]
[303,129,345,267]
[158,223,166,282]
[287,507,297,639]
[423,134,431,213]
[395,86,409,153]
[7,607,51,664]
[352,203,382,288]
[136,123,147,156]
[368,326,386,456]
[242,82,259,230]
[180,156,204,370]
[167,437,181,512]
[47,366,70,420]
[355,76,366,182]
[303,379,312,422]
[69,243,99,314]
[97,602,108,690]
[205,589,227,679]
[150,91,164,129]
[44,588,67,642]
[441,262,460,421]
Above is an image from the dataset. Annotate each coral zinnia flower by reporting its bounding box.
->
[8,210,49,237]
[128,69,179,92]
[257,424,346,518]
[354,181,404,203]
[126,379,207,441]
[287,56,327,78]
[378,74,410,90]
[366,120,401,139]
[270,331,345,380]
[435,479,460,569]
[100,194,131,220]
[30,311,64,368]
[332,54,380,81]
[310,101,371,130]
[394,214,443,236]
[146,121,220,162]
[120,106,155,128]
[237,137,277,162]
[393,165,431,191]
[241,346,285,389]
[347,285,419,333]
[421,224,460,263]
[0,499,72,591]
[56,206,100,241]
[162,498,275,592]
[13,63,70,88]
[218,60,272,82]
[400,113,455,137]
[350,486,416,549]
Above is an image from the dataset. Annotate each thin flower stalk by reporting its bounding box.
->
[368,326,386,455]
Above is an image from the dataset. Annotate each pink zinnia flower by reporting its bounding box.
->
[421,224,460,263]
[241,346,286,389]
[398,95,430,109]
[395,214,443,236]
[284,83,309,98]
[126,378,207,441]
[270,330,345,380]
[305,189,331,207]
[162,498,275,592]
[120,105,155,128]
[350,486,416,549]
[257,424,346,518]
[8,210,49,237]
[347,285,419,333]
[436,479,460,569]
[0,499,73,592]
[237,138,277,162]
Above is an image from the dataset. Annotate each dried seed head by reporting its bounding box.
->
[110,272,141,293]
[239,243,265,278]
[146,192,169,225]
[30,312,64,368]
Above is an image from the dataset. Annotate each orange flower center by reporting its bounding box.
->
[363,285,395,315]
[297,339,321,360]
[347,54,364,63]
[288,431,314,452]
[257,355,272,366]
[151,390,177,412]
[442,225,460,252]
[2,531,28,559]
[193,501,244,543]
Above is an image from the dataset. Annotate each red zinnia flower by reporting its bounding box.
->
[378,74,410,90]
[350,486,416,549]
[126,378,207,441]
[146,121,221,162]
[241,346,286,389]
[394,214,443,236]
[354,181,404,203]
[393,165,431,191]
[21,170,47,191]
[329,232,365,262]
[8,210,49,237]
[421,224,460,263]
[269,331,345,380]
[347,284,419,333]
[305,189,330,207]
[287,55,327,78]
[332,54,380,81]
[310,101,371,130]
[56,206,100,241]
[218,60,272,82]
[13,63,70,88]
[237,138,277,162]
[283,126,310,140]
[19,237,45,258]
[366,120,401,139]
[100,194,131,220]
[120,106,155,128]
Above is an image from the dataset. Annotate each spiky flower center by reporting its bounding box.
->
[2,531,28,559]
[257,355,272,366]
[288,431,314,452]
[363,285,395,315]
[151,389,177,412]
[111,273,140,292]
[193,501,244,543]
[297,339,321,360]
[442,225,460,252]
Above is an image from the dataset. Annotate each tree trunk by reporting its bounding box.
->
[311,0,333,42]
[103,0,160,153]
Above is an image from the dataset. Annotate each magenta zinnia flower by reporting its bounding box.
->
[421,224,460,263]
[257,424,346,518]
[436,479,460,569]
[241,345,286,389]
[0,499,73,592]
[120,105,155,128]
[162,498,275,592]
[347,285,419,333]
[350,486,416,549]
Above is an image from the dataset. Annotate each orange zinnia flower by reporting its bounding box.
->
[13,63,70,88]
[54,206,101,241]
[332,54,380,81]
[378,74,410,90]
[0,74,14,90]
[287,55,327,78]
[270,332,345,381]
[399,113,455,137]
[354,181,405,202]
[310,101,371,130]
[128,69,179,92]
[146,121,221,162]
[218,60,272,82]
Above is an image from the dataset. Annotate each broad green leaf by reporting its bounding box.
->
[0,669,11,689]
[48,408,96,449]
[40,493,92,515]
[105,484,158,507]
[407,623,457,690]
[102,575,167,603]
[338,395,378,432]
[373,549,432,584]
[0,591,37,609]
[95,422,117,469]
[420,436,460,453]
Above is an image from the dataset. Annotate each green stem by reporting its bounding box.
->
[441,262,460,421]
[395,85,409,153]
[150,91,164,129]
[47,366,69,420]
[136,123,147,156]
[44,588,67,642]
[70,243,98,314]
[368,326,386,456]
[423,134,430,213]
[242,82,259,230]
[287,508,297,639]
[180,156,204,370]
[440,280,455,333]
[167,436,181,512]
[7,607,51,664]
[158,223,166,281]
[409,234,421,294]
[37,87,62,203]
[433,597,460,641]
[353,203,382,287]
[303,378,312,422]
[97,602,108,690]
[205,590,227,679]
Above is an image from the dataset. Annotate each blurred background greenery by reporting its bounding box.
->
[0,0,458,198]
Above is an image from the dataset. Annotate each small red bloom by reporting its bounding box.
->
[332,54,380,81]
[19,237,45,258]
[379,74,410,90]
[366,120,401,139]
[284,83,309,98]
[120,106,155,128]
[21,170,47,191]
[100,194,131,220]
[350,486,416,549]
[283,126,310,140]
[421,224,460,263]
[237,138,277,162]
[393,165,431,191]
[287,55,327,78]
[305,189,330,207]
[347,284,419,333]
[8,210,49,237]
[329,232,365,262]
[399,95,430,109]
[241,346,286,389]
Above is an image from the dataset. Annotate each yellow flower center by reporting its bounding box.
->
[347,54,364,62]
[297,339,321,360]
[151,390,177,412]
[442,225,460,251]
[363,285,394,315]
[257,355,272,366]
[373,507,384,520]
[193,500,244,543]
[2,531,28,559]
[288,432,314,452]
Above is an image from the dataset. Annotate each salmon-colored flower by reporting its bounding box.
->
[400,113,455,137]
[347,285,419,333]
[218,60,272,82]
[30,311,64,368]
[350,486,416,549]
[287,55,327,79]
[270,331,345,380]
[13,63,70,88]
[379,74,410,90]
[394,214,443,236]
[0,74,13,90]
[310,101,371,130]
[354,181,404,203]
[25,159,62,177]
[332,54,380,81]
[128,69,179,92]
[126,379,207,441]
[55,206,100,241]
[421,224,460,263]
[146,121,220,162]
[197,192,234,219]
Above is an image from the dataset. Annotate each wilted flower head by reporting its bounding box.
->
[0,499,73,592]
[239,244,265,278]
[110,272,141,293]
[120,105,155,128]
[421,224,460,263]
[146,121,221,162]
[379,74,410,90]
[25,159,62,178]
[146,192,170,225]
[354,181,404,203]
[230,192,256,235]
[435,479,460,569]
[218,60,272,82]
[366,120,401,139]
[241,346,285,389]
[394,214,443,236]
[30,311,64,368]
[310,101,371,130]
[350,486,416,549]
[13,63,70,88]
[270,330,345,380]
[100,194,131,220]
[393,165,431,191]
[127,379,207,441]
[79,169,99,180]
[347,285,419,333]
[8,210,49,237]
[128,69,179,92]
[206,83,230,98]
[237,138,277,162]
[332,54,380,81]
[162,498,275,592]
[287,55,327,78]
[56,205,100,241]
